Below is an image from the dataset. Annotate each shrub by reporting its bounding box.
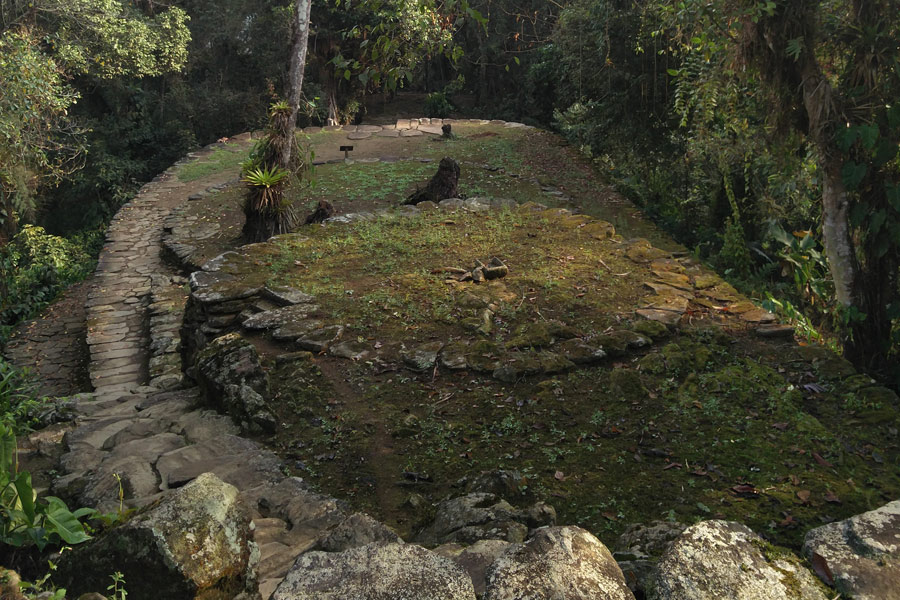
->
[0,360,41,434]
[424,92,453,118]
[0,425,95,551]
[0,225,101,342]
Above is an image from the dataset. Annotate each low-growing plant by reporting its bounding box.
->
[424,92,453,118]
[0,425,95,551]
[0,359,41,433]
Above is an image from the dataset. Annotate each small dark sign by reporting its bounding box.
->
[339,145,354,152]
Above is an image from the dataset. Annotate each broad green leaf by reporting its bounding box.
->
[888,104,900,129]
[887,183,900,212]
[0,425,16,474]
[799,233,816,251]
[850,203,868,228]
[858,124,879,150]
[837,127,859,153]
[769,221,794,246]
[841,161,867,190]
[72,507,97,519]
[13,471,35,524]
[43,496,91,545]
[873,139,897,166]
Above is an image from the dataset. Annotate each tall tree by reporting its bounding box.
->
[662,0,900,373]
[0,0,190,242]
[284,0,313,168]
[242,0,312,242]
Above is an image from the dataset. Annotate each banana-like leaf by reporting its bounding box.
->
[13,471,36,524]
[43,496,91,545]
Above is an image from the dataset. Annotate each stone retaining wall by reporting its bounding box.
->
[47,124,899,600]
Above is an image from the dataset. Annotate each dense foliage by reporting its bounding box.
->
[450,0,899,383]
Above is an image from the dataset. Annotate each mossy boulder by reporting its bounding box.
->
[484,526,635,600]
[609,369,647,398]
[631,319,670,341]
[195,333,275,433]
[467,340,503,372]
[55,473,258,600]
[655,520,828,600]
[505,321,580,350]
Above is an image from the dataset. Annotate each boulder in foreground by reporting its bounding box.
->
[55,472,258,600]
[483,526,635,600]
[271,542,476,600]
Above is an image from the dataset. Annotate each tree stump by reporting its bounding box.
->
[304,199,335,224]
[405,157,460,205]
[442,124,453,138]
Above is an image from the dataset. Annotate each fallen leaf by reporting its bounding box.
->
[771,422,789,431]
[601,511,618,521]
[824,490,842,504]
[663,462,682,470]
[812,452,833,467]
[731,484,760,498]
[554,470,566,481]
[797,490,811,504]
[779,514,799,528]
[789,474,801,486]
[810,553,835,586]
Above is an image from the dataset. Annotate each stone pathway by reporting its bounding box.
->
[8,117,898,600]
[24,133,345,597]
[3,281,91,397]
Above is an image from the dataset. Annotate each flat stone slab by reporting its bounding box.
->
[804,500,900,600]
[400,129,425,137]
[242,304,321,331]
[347,132,372,140]
[377,129,401,137]
[419,125,444,135]
[262,285,317,306]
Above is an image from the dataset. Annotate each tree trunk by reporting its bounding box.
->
[475,27,489,106]
[799,60,859,309]
[282,0,313,168]
[405,158,460,205]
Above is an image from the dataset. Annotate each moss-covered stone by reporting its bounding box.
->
[467,340,502,372]
[631,320,669,341]
[609,369,646,398]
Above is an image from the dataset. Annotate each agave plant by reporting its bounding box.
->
[242,165,295,242]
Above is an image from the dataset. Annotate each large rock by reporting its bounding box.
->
[317,512,403,552]
[483,526,634,600]
[803,500,900,600]
[195,333,276,433]
[271,542,476,600]
[450,539,514,599]
[655,520,828,600]
[417,493,529,547]
[54,473,258,600]
[614,521,688,598]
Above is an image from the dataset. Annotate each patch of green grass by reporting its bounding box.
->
[177,144,248,182]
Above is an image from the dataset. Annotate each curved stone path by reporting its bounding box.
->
[6,117,898,600]
[4,118,665,597]
[3,281,91,398]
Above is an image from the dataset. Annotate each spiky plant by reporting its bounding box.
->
[241,164,296,242]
